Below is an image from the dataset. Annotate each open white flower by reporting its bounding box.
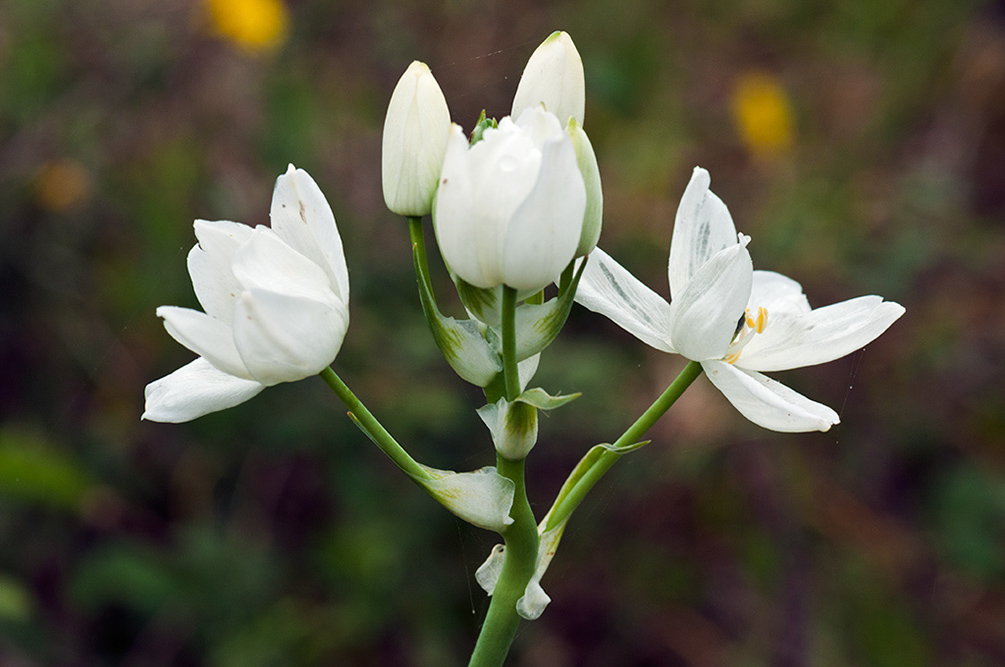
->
[576,167,904,432]
[433,106,586,291]
[144,165,350,423]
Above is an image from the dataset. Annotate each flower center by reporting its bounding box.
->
[724,306,767,364]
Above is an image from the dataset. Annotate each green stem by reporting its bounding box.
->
[501,286,520,401]
[408,216,437,310]
[468,457,539,667]
[546,360,703,531]
[318,366,429,481]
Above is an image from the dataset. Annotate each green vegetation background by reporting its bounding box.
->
[2,0,1003,664]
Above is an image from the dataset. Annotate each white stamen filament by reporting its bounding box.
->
[724,306,768,364]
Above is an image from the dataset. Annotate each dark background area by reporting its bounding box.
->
[1,0,1004,664]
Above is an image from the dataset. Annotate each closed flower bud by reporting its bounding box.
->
[382,61,451,216]
[512,31,585,127]
[433,107,586,292]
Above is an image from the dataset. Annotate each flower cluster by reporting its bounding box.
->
[145,29,905,665]
[382,31,601,293]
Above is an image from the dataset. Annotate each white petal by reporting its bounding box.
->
[157,305,252,380]
[749,270,811,315]
[503,121,585,290]
[434,125,488,286]
[668,242,753,361]
[415,466,515,532]
[739,296,905,372]
[574,248,675,353]
[669,167,739,299]
[232,289,349,385]
[270,165,350,304]
[470,117,543,286]
[188,220,253,323]
[511,31,585,126]
[231,227,339,307]
[567,120,603,257]
[702,360,839,432]
[142,358,265,422]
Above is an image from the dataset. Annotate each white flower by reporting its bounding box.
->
[144,166,350,423]
[576,167,905,432]
[511,31,585,127]
[382,61,451,217]
[433,107,586,291]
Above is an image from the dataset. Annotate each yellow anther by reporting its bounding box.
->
[745,306,768,334]
[724,350,742,364]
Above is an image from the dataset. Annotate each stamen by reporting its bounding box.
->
[745,306,768,333]
[725,306,769,364]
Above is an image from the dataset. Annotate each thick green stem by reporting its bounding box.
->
[545,360,704,531]
[468,457,539,667]
[318,366,429,481]
[500,286,520,401]
[468,285,540,666]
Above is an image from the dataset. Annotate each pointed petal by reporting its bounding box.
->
[413,466,515,532]
[503,115,585,290]
[740,296,905,372]
[270,165,349,303]
[142,358,265,422]
[188,220,253,323]
[702,360,839,432]
[434,125,487,286]
[567,119,603,257]
[232,289,349,385]
[575,248,676,353]
[157,305,252,380]
[669,167,739,298]
[668,242,753,361]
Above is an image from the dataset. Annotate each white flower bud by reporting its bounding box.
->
[382,61,451,216]
[512,31,585,127]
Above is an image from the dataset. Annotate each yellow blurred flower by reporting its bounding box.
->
[34,159,91,212]
[205,0,289,53]
[731,71,795,157]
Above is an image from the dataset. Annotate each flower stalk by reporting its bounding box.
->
[468,456,539,667]
[318,366,430,481]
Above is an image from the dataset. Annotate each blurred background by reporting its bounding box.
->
[2,0,1004,664]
